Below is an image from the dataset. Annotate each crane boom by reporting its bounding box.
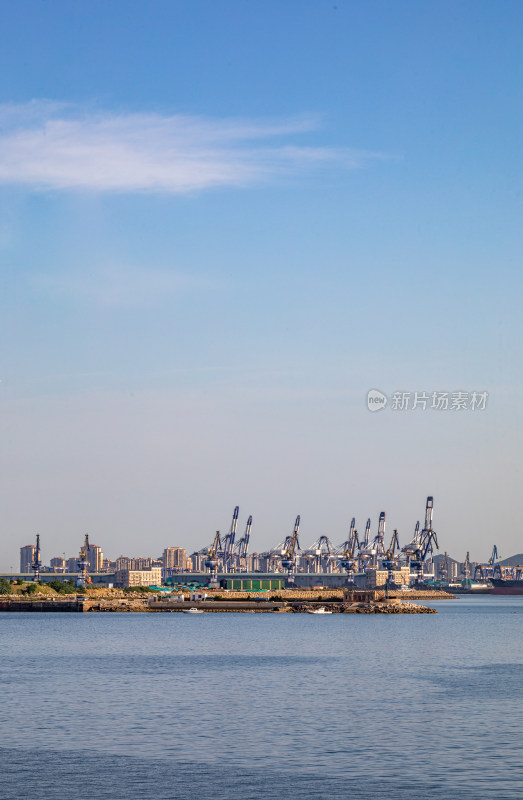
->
[363,518,371,548]
[383,528,400,587]
[385,529,399,559]
[233,515,252,570]
[222,506,240,571]
[410,497,439,586]
[205,530,222,587]
[281,515,301,585]
[340,518,360,584]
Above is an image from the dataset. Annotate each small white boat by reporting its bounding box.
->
[306,606,333,615]
[183,607,205,614]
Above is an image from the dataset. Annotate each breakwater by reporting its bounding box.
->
[0,595,438,614]
[0,598,86,612]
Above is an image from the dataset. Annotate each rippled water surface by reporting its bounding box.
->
[1,596,522,799]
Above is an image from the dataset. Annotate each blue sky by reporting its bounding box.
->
[0,1,522,568]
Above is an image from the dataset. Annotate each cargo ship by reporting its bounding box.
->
[443,582,491,594]
[490,578,523,595]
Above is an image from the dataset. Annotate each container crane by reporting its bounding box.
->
[281,515,301,586]
[410,497,439,587]
[473,563,486,582]
[357,518,372,572]
[339,520,360,585]
[370,512,386,568]
[221,506,239,572]
[362,518,371,548]
[382,529,400,588]
[31,534,42,582]
[305,535,335,573]
[205,530,222,588]
[401,521,420,564]
[473,545,500,582]
[488,545,500,579]
[335,518,356,569]
[233,515,252,572]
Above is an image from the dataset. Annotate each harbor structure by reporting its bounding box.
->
[20,496,519,592]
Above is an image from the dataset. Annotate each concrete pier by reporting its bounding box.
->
[0,598,87,612]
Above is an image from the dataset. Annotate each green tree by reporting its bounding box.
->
[48,579,77,594]
[0,578,13,594]
[123,585,155,594]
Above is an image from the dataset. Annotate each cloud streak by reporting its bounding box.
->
[31,263,216,307]
[0,102,381,194]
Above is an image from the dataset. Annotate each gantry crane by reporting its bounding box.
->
[205,530,222,587]
[233,515,252,572]
[304,535,335,573]
[410,497,439,586]
[357,518,372,572]
[382,529,400,588]
[401,521,420,565]
[77,534,91,586]
[474,545,500,582]
[369,512,386,568]
[362,518,371,549]
[281,515,301,586]
[221,506,239,572]
[339,519,360,585]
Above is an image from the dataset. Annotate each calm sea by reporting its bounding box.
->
[1,596,522,800]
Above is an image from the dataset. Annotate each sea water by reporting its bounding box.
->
[0,595,521,799]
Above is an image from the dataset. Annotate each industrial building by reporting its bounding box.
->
[361,567,411,589]
[115,567,162,588]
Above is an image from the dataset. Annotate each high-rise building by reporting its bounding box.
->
[116,556,131,571]
[20,545,35,573]
[66,557,79,572]
[189,552,205,572]
[50,557,66,572]
[130,557,152,570]
[87,545,103,573]
[163,547,187,571]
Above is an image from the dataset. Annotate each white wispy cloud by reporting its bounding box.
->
[31,264,217,307]
[0,101,381,193]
